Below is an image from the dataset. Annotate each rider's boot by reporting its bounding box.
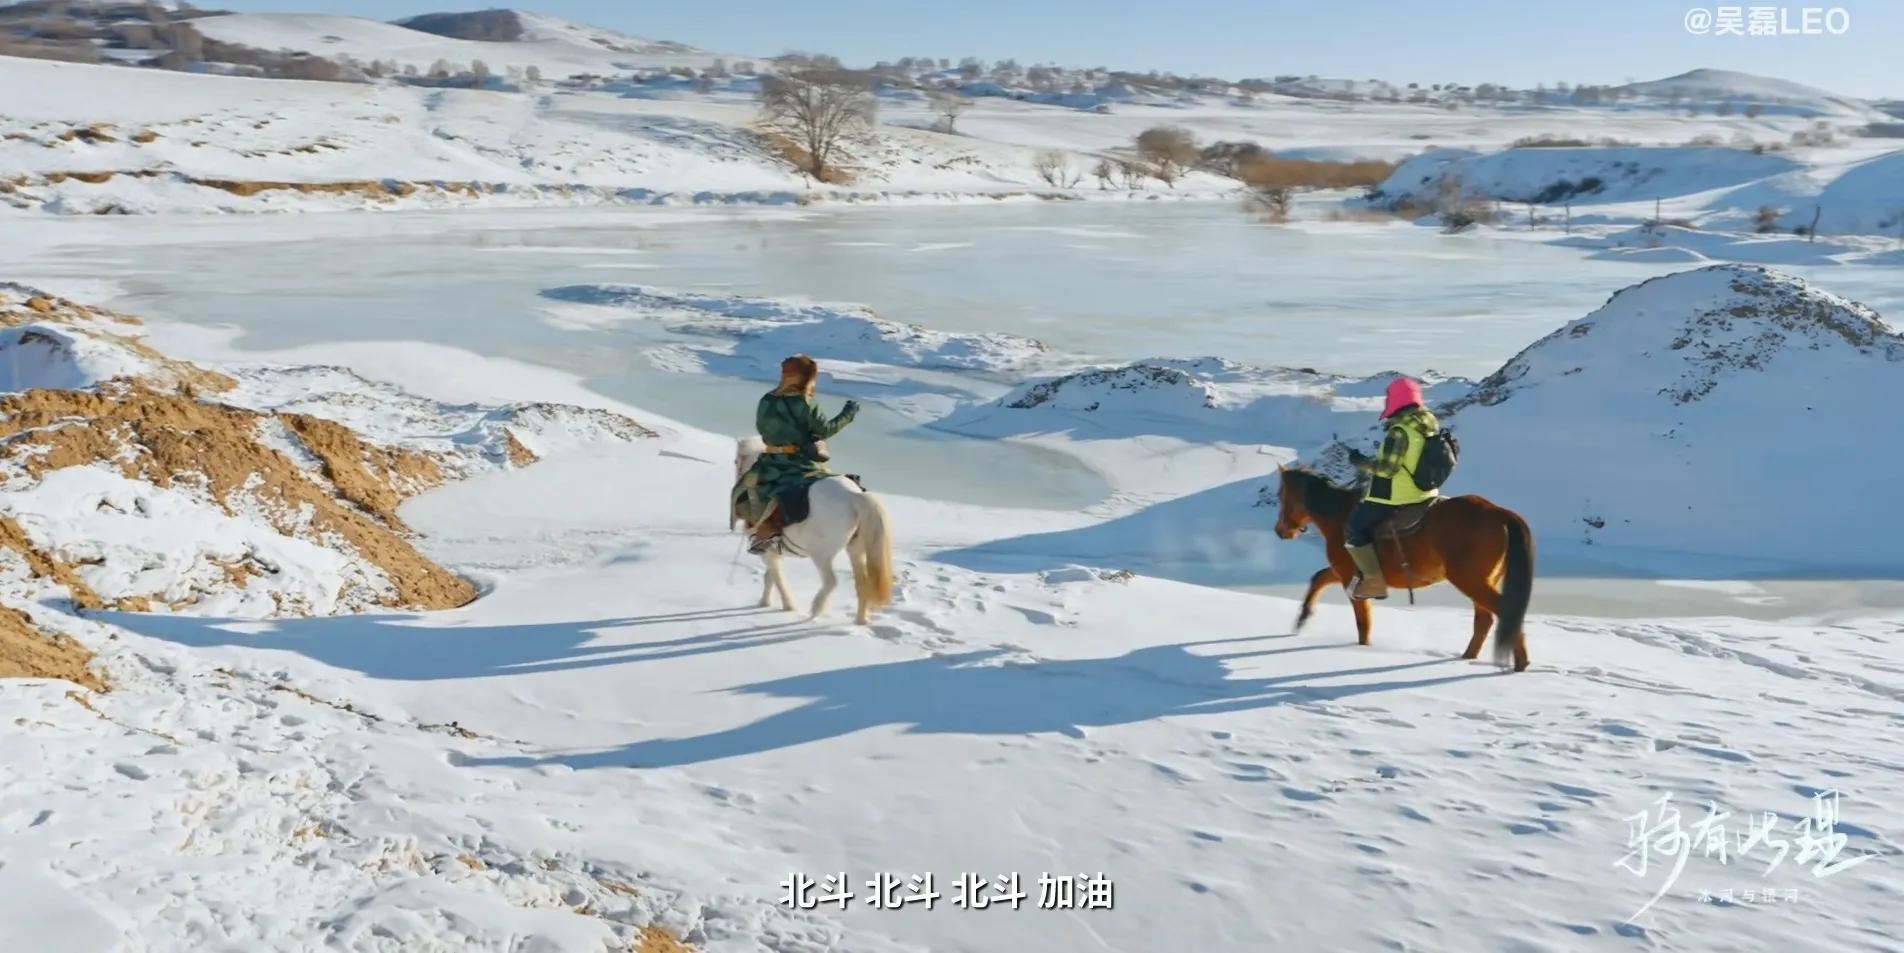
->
[1347,543,1389,601]
[748,509,785,555]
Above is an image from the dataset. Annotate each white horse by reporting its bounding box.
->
[734,437,895,624]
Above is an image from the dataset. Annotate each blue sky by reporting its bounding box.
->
[206,1,1900,97]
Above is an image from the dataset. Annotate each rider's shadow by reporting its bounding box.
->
[93,604,813,682]
[458,639,1493,770]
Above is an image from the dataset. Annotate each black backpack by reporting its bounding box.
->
[1410,429,1460,491]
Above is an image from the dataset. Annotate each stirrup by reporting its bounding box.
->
[1350,573,1389,602]
[748,533,784,556]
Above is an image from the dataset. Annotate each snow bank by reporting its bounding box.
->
[1560,223,1857,266]
[1325,265,1903,571]
[1707,149,1904,237]
[1374,145,1799,207]
[543,283,1056,374]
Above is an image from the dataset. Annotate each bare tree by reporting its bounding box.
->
[1250,185,1293,222]
[1032,149,1080,187]
[470,59,491,83]
[1092,158,1114,190]
[524,64,542,84]
[1433,174,1494,231]
[1753,205,1782,233]
[1135,125,1197,186]
[1115,159,1147,191]
[926,89,970,134]
[757,69,876,182]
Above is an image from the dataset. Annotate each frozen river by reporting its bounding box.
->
[6,200,1901,515]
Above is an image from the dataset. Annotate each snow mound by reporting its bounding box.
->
[1617,68,1879,118]
[1374,146,1799,207]
[1438,265,1903,567]
[0,324,149,392]
[0,285,655,619]
[1,284,235,394]
[210,363,657,474]
[976,357,1471,444]
[542,284,1053,374]
[1006,363,1221,416]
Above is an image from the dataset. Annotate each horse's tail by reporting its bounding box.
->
[853,491,895,611]
[1493,508,1535,670]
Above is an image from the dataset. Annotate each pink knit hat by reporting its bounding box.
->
[1381,377,1425,419]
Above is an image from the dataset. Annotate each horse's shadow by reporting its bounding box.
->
[459,636,1495,770]
[93,604,811,682]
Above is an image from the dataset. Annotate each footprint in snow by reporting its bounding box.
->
[1148,761,1202,783]
[1006,605,1063,626]
[1550,781,1604,800]
[1507,819,1560,835]
[1224,761,1286,783]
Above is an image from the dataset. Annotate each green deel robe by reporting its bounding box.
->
[733,392,858,524]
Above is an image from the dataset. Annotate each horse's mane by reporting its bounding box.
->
[1284,466,1357,518]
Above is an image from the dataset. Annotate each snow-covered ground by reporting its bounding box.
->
[3,12,1902,950]
[3,259,1902,950]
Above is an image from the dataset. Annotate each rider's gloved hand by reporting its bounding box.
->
[1346,448,1370,467]
[841,399,861,418]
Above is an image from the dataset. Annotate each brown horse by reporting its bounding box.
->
[1271,466,1536,671]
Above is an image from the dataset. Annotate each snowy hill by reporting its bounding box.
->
[1433,265,1900,570]
[189,11,723,78]
[1618,68,1881,118]
[1370,140,1904,251]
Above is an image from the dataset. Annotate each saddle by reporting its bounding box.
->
[1377,499,1438,539]
[731,472,867,529]
[777,473,867,525]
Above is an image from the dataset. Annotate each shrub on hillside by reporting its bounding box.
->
[1135,126,1198,185]
[1236,154,1396,191]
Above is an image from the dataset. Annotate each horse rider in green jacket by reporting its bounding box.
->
[1343,376,1439,601]
[744,354,860,554]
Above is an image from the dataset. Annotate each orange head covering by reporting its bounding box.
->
[774,354,819,396]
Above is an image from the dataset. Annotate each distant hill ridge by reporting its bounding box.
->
[396,9,525,42]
